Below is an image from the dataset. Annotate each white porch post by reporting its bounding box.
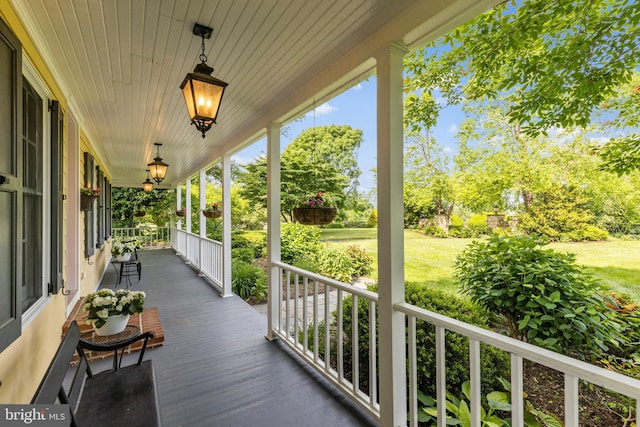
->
[377,42,407,427]
[199,169,206,239]
[199,168,207,275]
[176,187,182,230]
[185,178,192,234]
[221,153,233,297]
[266,122,281,340]
[185,179,192,263]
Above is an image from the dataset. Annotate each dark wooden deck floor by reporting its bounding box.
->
[98,248,378,427]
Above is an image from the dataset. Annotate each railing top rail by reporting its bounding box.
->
[273,261,379,302]
[395,301,640,398]
[173,228,221,245]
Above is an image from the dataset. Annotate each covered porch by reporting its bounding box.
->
[98,247,377,426]
[1,1,639,426]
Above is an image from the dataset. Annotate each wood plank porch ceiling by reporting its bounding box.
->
[9,0,495,187]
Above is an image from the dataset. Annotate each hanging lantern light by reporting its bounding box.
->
[142,169,153,193]
[148,143,169,184]
[180,23,228,138]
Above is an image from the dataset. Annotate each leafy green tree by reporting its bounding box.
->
[405,0,640,177]
[112,187,173,228]
[404,0,640,137]
[591,72,640,174]
[282,125,363,196]
[403,183,436,228]
[404,133,455,228]
[453,103,557,213]
[238,155,347,223]
[238,125,364,222]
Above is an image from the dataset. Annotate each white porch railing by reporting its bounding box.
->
[271,261,640,426]
[172,228,223,287]
[162,224,640,426]
[395,302,640,427]
[272,261,381,420]
[112,226,171,247]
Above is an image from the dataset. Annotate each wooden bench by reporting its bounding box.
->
[32,320,161,427]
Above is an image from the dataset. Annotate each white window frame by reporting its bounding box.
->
[21,53,52,328]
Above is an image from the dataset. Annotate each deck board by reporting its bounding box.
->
[96,248,378,427]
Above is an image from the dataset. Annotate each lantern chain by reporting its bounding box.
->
[199,34,207,64]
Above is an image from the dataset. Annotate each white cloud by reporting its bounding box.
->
[351,83,363,91]
[448,123,458,134]
[443,146,454,153]
[315,102,337,115]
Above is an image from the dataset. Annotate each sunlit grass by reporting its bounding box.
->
[322,229,640,301]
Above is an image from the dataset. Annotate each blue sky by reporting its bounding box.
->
[232,76,464,192]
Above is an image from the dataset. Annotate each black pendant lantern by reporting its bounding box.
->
[148,143,169,184]
[180,23,228,138]
[142,169,153,193]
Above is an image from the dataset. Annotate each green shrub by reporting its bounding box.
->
[291,255,318,274]
[519,184,597,242]
[339,283,509,398]
[402,283,510,396]
[326,222,345,229]
[343,220,370,228]
[232,261,266,302]
[232,230,267,258]
[423,226,448,238]
[316,247,354,283]
[448,227,472,238]
[450,214,464,228]
[281,223,322,264]
[417,378,562,427]
[367,209,378,228]
[561,225,609,242]
[345,245,372,277]
[455,235,622,359]
[602,293,640,366]
[467,213,489,235]
[232,247,254,263]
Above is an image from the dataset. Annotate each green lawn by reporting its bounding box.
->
[322,229,640,301]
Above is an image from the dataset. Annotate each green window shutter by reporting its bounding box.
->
[0,17,23,351]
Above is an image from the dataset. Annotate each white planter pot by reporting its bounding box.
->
[114,253,131,262]
[94,314,130,336]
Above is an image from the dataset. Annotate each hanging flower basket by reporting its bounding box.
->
[176,209,186,217]
[203,210,222,219]
[293,207,337,225]
[293,192,336,225]
[80,194,99,211]
[134,211,146,217]
[202,203,221,219]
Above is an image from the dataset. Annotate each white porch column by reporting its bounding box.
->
[198,168,207,276]
[266,122,281,340]
[377,42,407,427]
[221,153,233,297]
[199,169,206,238]
[185,178,192,234]
[176,187,182,230]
